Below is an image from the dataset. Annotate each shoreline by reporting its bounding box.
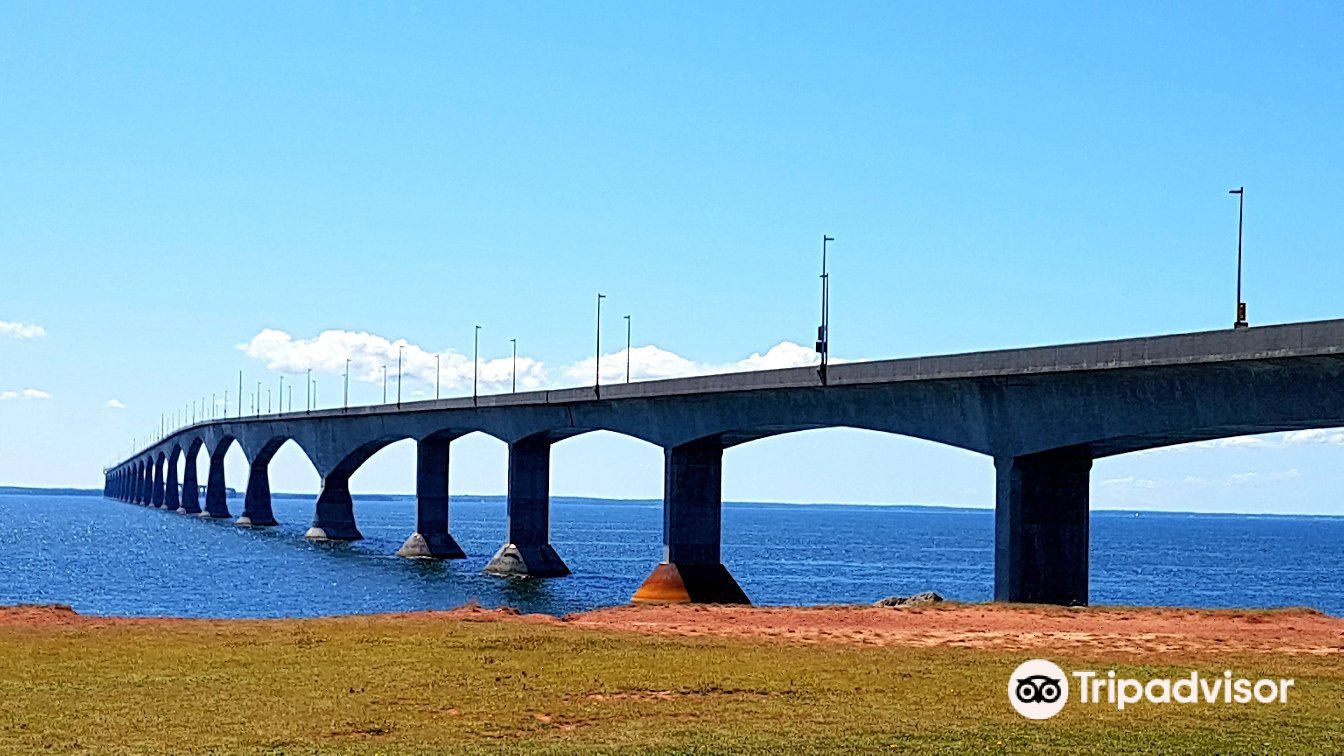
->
[5,601,1341,657]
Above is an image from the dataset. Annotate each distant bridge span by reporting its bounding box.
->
[105,319,1344,606]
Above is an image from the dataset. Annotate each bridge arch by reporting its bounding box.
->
[1085,427,1344,609]
[633,426,995,605]
[196,434,242,519]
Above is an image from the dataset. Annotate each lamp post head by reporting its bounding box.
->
[1229,187,1243,195]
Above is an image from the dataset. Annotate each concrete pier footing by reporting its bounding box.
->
[633,562,749,604]
[484,437,569,577]
[307,473,363,541]
[397,437,466,559]
[632,441,748,604]
[238,459,279,527]
[151,460,165,508]
[202,453,231,519]
[485,542,569,577]
[993,450,1091,606]
[164,455,180,511]
[180,446,202,515]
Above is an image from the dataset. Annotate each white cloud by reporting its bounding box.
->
[240,328,825,395]
[0,388,51,400]
[1102,469,1302,493]
[105,399,126,409]
[1281,428,1344,446]
[0,320,45,339]
[564,341,821,384]
[1138,429,1344,456]
[1227,469,1301,487]
[1212,436,1267,448]
[239,328,546,394]
[1101,476,1161,490]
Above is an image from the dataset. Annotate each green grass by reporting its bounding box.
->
[0,614,1340,753]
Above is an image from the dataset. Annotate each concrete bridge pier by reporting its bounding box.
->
[138,463,151,505]
[237,458,279,527]
[485,436,569,577]
[632,441,749,604]
[180,449,202,514]
[397,436,466,559]
[202,450,231,519]
[164,453,180,511]
[994,449,1091,606]
[151,458,165,508]
[306,472,363,541]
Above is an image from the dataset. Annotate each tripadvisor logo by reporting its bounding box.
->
[1008,659,1295,720]
[1008,659,1069,719]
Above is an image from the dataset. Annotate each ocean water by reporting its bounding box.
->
[2,492,1341,618]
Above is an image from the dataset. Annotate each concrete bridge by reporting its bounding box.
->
[104,319,1344,606]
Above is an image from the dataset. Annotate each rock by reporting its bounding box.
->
[874,591,944,607]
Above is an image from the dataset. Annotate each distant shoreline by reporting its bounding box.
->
[2,485,1341,519]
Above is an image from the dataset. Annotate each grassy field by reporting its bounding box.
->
[0,611,1340,753]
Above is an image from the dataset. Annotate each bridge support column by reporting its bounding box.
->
[151,460,165,508]
[237,459,279,527]
[485,437,569,577]
[164,458,180,511]
[139,465,151,505]
[633,441,749,604]
[180,450,202,514]
[202,452,231,519]
[994,450,1091,606]
[398,437,466,558]
[306,472,363,541]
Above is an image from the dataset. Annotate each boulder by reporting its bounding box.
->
[874,591,944,607]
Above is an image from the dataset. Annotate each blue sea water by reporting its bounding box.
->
[2,492,1341,618]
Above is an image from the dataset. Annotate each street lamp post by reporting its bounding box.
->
[382,366,388,404]
[816,235,834,385]
[511,338,517,393]
[1230,187,1248,328]
[238,371,243,418]
[397,346,403,407]
[344,359,350,409]
[278,377,283,415]
[473,325,481,402]
[624,315,631,383]
[436,354,441,400]
[595,293,605,395]
[306,368,312,411]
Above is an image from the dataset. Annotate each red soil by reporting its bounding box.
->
[3,602,1340,657]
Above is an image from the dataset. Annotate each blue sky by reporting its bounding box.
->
[2,2,1342,513]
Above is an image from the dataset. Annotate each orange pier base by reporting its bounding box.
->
[631,562,750,604]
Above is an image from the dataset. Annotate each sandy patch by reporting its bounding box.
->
[3,602,1340,656]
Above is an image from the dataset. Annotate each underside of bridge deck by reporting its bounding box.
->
[101,319,1344,607]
